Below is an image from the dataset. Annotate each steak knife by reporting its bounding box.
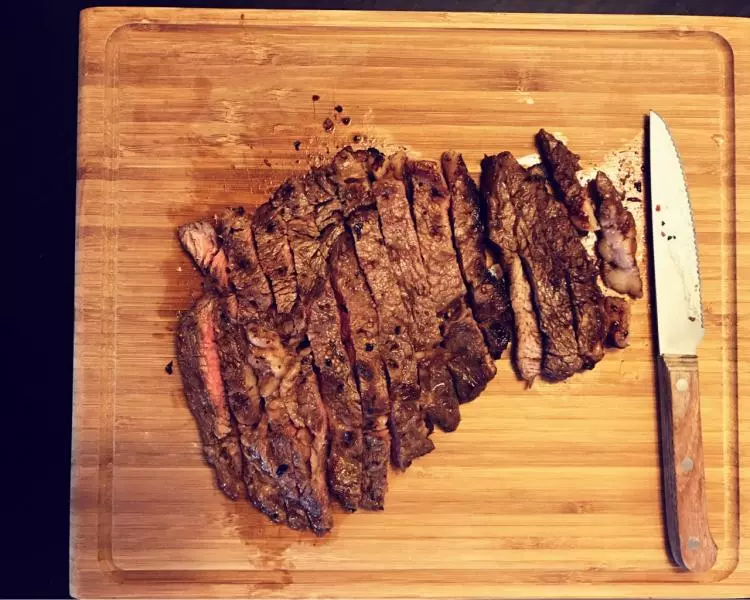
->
[649,111,717,572]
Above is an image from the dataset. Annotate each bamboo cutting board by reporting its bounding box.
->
[72,8,750,598]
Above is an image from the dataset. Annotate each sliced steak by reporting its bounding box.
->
[306,279,365,511]
[594,171,643,299]
[331,146,384,216]
[373,155,461,430]
[347,207,434,468]
[527,166,607,369]
[271,173,368,511]
[407,158,496,402]
[603,295,631,348]
[442,151,513,359]
[481,156,543,383]
[329,232,391,510]
[267,346,333,534]
[181,214,333,533]
[176,294,243,500]
[178,220,229,291]
[495,152,583,379]
[303,166,344,232]
[252,185,299,316]
[217,208,273,312]
[536,129,599,233]
[214,295,288,524]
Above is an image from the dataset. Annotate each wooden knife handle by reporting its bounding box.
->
[657,354,717,572]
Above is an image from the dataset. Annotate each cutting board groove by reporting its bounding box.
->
[72,8,749,598]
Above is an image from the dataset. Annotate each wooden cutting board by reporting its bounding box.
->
[72,8,750,598]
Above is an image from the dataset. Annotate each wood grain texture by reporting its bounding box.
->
[72,8,749,599]
[658,354,717,572]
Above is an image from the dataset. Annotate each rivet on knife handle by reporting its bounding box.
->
[657,354,717,572]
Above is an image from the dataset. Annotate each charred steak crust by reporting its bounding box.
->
[346,206,434,469]
[406,158,496,402]
[329,232,391,510]
[594,171,644,299]
[307,279,365,511]
[441,151,513,360]
[536,129,599,233]
[372,155,461,431]
[176,294,244,500]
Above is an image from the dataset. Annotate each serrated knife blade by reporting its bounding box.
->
[649,110,716,573]
[649,111,704,355]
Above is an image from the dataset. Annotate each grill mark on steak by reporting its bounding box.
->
[306,279,365,511]
[252,184,299,316]
[345,206,434,469]
[407,158,496,402]
[372,155,461,431]
[593,171,643,299]
[527,166,607,369]
[481,155,543,383]
[536,129,599,233]
[176,294,244,500]
[442,151,513,360]
[329,232,390,510]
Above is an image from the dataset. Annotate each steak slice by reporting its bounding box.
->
[492,152,582,380]
[271,173,368,511]
[265,345,333,535]
[331,146,384,216]
[527,166,607,369]
[214,295,288,524]
[306,278,365,511]
[303,166,344,232]
[373,155,461,430]
[252,185,299,316]
[176,294,244,500]
[407,158,496,402]
[442,151,513,359]
[603,295,631,348]
[178,220,229,291]
[536,129,599,233]
[593,171,644,299]
[217,208,273,312]
[329,232,391,510]
[347,207,434,469]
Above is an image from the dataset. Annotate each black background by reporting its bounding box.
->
[6,1,747,598]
